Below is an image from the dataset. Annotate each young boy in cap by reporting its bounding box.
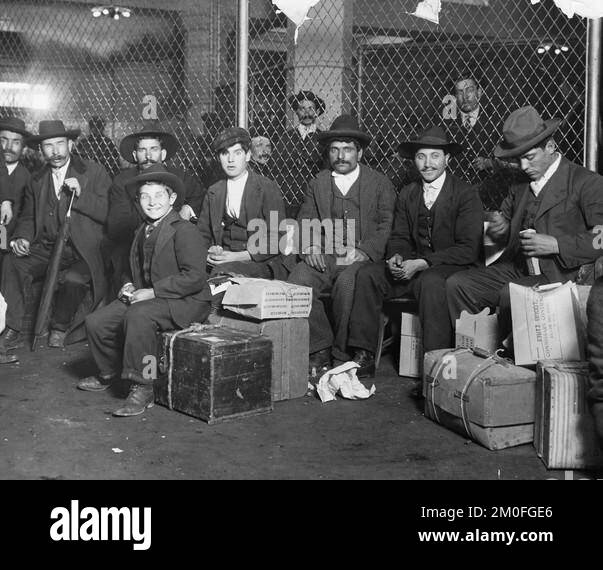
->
[78,164,212,417]
[197,126,286,280]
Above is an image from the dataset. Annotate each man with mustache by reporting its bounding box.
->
[346,126,483,376]
[271,90,326,217]
[249,135,273,178]
[447,106,603,347]
[0,118,32,250]
[0,120,111,361]
[287,115,396,379]
[103,124,206,298]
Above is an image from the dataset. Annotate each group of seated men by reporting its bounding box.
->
[0,102,602,447]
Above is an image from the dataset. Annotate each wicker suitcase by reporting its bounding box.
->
[156,325,273,424]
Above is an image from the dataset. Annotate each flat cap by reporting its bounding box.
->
[213,127,251,154]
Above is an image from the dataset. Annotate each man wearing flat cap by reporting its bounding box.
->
[447,105,603,345]
[0,120,111,361]
[287,114,396,378]
[272,90,327,218]
[347,126,484,375]
[197,126,286,281]
[103,123,206,298]
[78,164,212,417]
[0,117,32,250]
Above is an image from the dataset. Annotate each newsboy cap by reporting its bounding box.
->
[213,127,251,154]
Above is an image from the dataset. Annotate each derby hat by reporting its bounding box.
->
[317,114,372,147]
[494,106,562,158]
[288,90,326,116]
[28,120,81,144]
[127,163,184,197]
[119,123,179,163]
[0,117,32,139]
[213,126,251,154]
[397,125,463,158]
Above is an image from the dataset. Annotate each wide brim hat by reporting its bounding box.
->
[288,90,326,116]
[213,126,251,154]
[317,114,372,147]
[0,117,32,139]
[126,163,184,196]
[28,120,80,144]
[119,127,179,163]
[494,106,562,158]
[397,125,463,158]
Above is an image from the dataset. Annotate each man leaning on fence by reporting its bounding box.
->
[347,126,484,377]
[446,105,603,348]
[287,114,396,380]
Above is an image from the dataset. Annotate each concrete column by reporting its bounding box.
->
[285,0,355,127]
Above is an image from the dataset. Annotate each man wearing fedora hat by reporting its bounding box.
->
[447,105,603,345]
[0,117,32,246]
[287,114,396,377]
[0,119,111,360]
[103,124,206,298]
[78,164,212,417]
[347,126,484,375]
[271,90,327,218]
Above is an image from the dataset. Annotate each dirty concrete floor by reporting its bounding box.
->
[0,341,594,480]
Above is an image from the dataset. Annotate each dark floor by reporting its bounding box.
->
[0,340,595,480]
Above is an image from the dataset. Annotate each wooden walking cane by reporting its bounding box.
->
[31,187,76,351]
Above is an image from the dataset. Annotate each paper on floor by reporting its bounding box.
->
[317,361,376,403]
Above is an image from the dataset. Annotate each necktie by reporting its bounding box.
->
[145,223,155,239]
[424,185,437,210]
[463,116,473,130]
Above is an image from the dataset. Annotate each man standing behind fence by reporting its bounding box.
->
[287,115,396,379]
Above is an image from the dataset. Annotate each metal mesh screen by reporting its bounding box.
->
[0,0,588,213]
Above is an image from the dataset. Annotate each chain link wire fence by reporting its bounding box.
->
[0,0,587,213]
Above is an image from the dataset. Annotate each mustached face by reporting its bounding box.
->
[40,137,72,168]
[0,130,25,164]
[295,100,317,126]
[251,137,272,165]
[414,148,449,183]
[328,140,362,175]
[134,137,167,169]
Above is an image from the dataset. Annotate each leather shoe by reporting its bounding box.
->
[353,349,375,378]
[0,352,18,364]
[48,329,66,348]
[77,375,116,392]
[0,328,23,352]
[113,384,155,417]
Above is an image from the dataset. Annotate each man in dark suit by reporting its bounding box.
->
[197,127,286,280]
[287,115,396,376]
[271,90,326,218]
[447,106,603,343]
[0,120,111,361]
[104,124,206,298]
[78,165,212,417]
[0,118,32,248]
[347,126,484,375]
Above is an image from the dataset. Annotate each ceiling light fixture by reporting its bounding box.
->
[90,6,132,20]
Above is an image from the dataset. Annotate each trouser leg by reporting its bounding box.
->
[51,259,91,331]
[586,278,603,444]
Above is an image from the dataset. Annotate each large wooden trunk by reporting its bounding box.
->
[423,348,537,450]
[209,311,308,401]
[156,325,273,424]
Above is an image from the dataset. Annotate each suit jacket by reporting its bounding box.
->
[297,164,396,262]
[386,173,483,266]
[197,169,286,263]
[0,151,10,204]
[2,162,31,239]
[129,209,211,328]
[498,157,603,282]
[14,155,111,341]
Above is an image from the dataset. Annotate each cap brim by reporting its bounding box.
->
[119,131,179,163]
[494,118,562,158]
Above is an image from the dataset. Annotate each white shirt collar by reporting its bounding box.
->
[51,159,71,197]
[422,171,447,209]
[5,162,18,175]
[530,153,562,196]
[460,108,480,127]
[331,165,360,196]
[226,170,249,218]
[297,123,317,140]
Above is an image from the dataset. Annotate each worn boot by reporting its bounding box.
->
[0,328,23,352]
[112,383,155,417]
[77,374,118,392]
[353,349,375,378]
[48,329,67,348]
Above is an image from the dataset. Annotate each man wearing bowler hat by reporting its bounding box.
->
[78,164,212,417]
[104,123,206,298]
[287,114,396,378]
[0,117,32,246]
[447,105,603,344]
[0,120,111,361]
[272,90,327,218]
[347,126,484,375]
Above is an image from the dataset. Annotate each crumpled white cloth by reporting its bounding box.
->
[410,0,441,25]
[317,361,376,403]
[272,0,322,43]
[531,0,603,19]
[0,292,6,334]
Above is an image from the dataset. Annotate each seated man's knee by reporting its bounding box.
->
[125,302,153,327]
[419,268,447,291]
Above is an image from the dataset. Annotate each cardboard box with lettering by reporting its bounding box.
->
[399,312,422,377]
[455,308,498,354]
[535,360,603,469]
[221,278,312,320]
[509,281,586,366]
[423,348,537,450]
